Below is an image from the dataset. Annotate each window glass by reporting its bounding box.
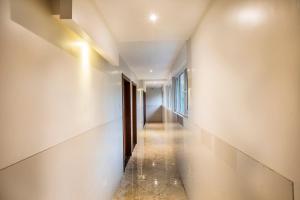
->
[179,72,185,114]
[174,69,188,116]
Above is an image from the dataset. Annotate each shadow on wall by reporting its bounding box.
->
[146,105,163,123]
[146,87,163,123]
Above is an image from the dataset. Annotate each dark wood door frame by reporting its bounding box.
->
[122,74,132,170]
[143,91,146,127]
[132,83,137,150]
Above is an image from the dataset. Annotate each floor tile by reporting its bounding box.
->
[113,123,188,200]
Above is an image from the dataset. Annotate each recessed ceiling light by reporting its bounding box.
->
[149,13,158,23]
[150,69,153,73]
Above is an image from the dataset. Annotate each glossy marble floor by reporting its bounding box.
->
[113,123,187,200]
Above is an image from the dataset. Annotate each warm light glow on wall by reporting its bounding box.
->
[235,6,266,26]
[72,41,91,70]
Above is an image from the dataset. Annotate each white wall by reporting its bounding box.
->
[146,87,163,123]
[165,0,300,199]
[137,89,144,130]
[0,0,141,199]
[70,0,119,66]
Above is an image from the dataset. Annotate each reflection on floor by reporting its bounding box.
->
[113,123,187,200]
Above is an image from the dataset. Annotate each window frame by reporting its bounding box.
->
[174,68,188,117]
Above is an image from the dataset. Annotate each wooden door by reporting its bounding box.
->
[122,74,132,170]
[132,83,137,149]
[143,91,146,126]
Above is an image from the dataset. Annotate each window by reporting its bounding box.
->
[165,85,172,109]
[174,69,188,116]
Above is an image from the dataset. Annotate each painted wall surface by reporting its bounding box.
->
[164,0,300,199]
[70,0,119,66]
[0,121,123,200]
[165,121,294,200]
[146,87,163,123]
[137,89,144,130]
[0,0,141,199]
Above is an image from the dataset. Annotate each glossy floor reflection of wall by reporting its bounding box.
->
[165,121,294,200]
[113,123,187,200]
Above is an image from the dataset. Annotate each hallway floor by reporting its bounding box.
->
[113,123,187,200]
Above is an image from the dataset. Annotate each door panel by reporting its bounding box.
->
[143,91,146,126]
[122,74,132,170]
[132,84,137,149]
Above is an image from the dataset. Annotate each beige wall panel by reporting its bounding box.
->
[0,120,123,200]
[0,0,142,199]
[165,0,300,199]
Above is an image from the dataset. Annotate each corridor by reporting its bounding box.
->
[113,124,187,200]
[0,0,300,199]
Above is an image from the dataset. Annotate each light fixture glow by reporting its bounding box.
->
[174,180,178,185]
[149,13,158,23]
[150,69,153,73]
[236,7,265,25]
[72,41,90,69]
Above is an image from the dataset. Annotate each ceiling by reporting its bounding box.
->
[93,0,210,80]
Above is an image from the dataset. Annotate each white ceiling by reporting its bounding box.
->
[118,41,182,80]
[145,80,167,88]
[93,0,210,80]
